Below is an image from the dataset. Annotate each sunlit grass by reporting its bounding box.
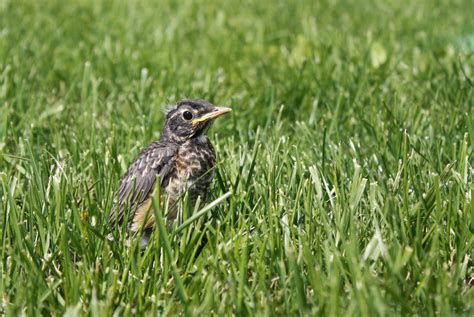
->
[0,0,473,315]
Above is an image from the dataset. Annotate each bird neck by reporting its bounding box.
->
[160,124,210,145]
[160,127,184,144]
[160,131,209,145]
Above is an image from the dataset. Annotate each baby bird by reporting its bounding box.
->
[108,99,232,247]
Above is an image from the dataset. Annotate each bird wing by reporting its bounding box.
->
[109,141,177,228]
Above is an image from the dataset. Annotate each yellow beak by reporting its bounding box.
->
[192,106,232,125]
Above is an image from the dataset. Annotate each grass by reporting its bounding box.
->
[0,0,473,315]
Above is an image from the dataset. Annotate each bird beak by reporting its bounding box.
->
[192,106,232,125]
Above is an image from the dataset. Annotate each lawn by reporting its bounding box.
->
[0,0,473,315]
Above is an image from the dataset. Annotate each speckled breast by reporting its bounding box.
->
[165,137,216,205]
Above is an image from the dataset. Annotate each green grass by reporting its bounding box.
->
[1,0,473,315]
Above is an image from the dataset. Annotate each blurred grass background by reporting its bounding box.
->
[0,0,473,315]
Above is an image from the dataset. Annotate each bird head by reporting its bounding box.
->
[161,99,232,143]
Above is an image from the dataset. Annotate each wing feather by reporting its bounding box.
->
[109,141,177,227]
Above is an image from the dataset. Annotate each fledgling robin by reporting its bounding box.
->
[108,99,232,247]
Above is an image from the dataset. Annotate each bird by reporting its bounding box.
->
[108,99,232,248]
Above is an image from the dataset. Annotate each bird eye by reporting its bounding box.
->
[183,111,193,120]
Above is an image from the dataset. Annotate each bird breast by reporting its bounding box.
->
[165,138,216,202]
